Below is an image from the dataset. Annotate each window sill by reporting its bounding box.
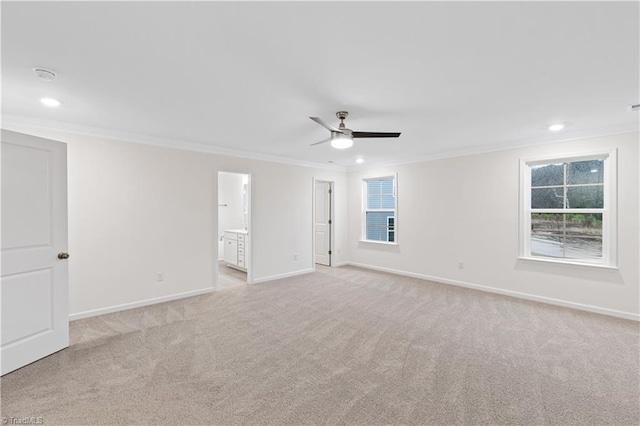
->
[359,240,399,246]
[517,256,618,270]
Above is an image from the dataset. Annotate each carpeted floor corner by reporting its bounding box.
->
[1,266,638,425]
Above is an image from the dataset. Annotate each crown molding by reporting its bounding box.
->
[1,114,348,172]
[347,122,639,171]
[3,114,636,174]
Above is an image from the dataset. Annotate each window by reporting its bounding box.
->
[363,176,397,243]
[387,217,395,242]
[520,151,617,266]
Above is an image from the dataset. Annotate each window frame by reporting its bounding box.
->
[387,216,395,242]
[519,150,617,268]
[361,174,398,245]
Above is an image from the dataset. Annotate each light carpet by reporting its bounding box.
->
[1,266,638,425]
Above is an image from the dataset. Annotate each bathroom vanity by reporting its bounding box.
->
[223,229,248,271]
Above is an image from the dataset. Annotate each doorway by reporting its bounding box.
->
[217,171,251,289]
[314,180,333,266]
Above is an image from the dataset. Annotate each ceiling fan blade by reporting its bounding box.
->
[310,137,332,146]
[310,117,342,132]
[352,131,401,138]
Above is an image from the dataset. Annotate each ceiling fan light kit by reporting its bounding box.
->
[310,111,401,149]
[330,133,354,149]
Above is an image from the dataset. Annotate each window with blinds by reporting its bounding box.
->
[363,176,396,243]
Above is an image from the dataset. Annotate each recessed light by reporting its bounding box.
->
[590,169,599,173]
[548,124,564,132]
[40,98,61,107]
[356,158,364,164]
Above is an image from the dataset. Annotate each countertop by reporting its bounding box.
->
[225,229,248,234]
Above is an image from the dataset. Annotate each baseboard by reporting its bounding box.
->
[332,261,350,267]
[344,262,640,321]
[252,268,314,284]
[69,287,216,321]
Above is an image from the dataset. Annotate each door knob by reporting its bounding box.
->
[58,252,70,260]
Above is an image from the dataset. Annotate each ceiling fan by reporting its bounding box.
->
[309,111,401,149]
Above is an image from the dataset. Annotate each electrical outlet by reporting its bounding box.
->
[293,253,299,261]
[458,261,464,270]
[156,272,165,282]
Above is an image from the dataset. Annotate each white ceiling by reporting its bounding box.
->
[2,1,639,168]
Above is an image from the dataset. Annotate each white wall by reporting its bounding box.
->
[4,125,636,320]
[218,172,245,240]
[348,132,639,319]
[2,126,348,317]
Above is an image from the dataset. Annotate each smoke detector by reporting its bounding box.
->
[33,68,57,81]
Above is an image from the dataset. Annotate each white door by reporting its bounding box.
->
[1,130,69,375]
[314,181,332,266]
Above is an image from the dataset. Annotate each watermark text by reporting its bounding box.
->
[1,417,44,425]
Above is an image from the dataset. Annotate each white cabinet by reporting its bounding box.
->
[223,230,247,271]
[224,238,238,265]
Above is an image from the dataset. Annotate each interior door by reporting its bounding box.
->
[1,129,69,375]
[314,181,332,266]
